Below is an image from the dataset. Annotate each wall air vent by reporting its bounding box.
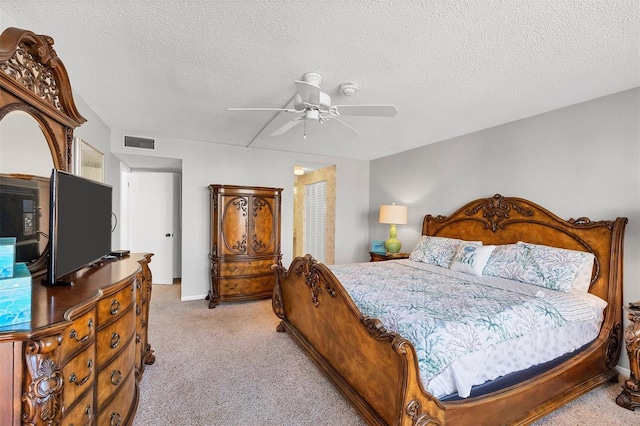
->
[123,135,155,150]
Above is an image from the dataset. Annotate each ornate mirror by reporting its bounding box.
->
[0,27,86,276]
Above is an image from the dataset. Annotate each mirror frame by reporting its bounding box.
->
[0,27,86,275]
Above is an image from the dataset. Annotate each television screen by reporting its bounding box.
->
[46,170,112,285]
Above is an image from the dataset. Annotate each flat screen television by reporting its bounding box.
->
[45,169,112,286]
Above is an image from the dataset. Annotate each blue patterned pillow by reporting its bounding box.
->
[482,244,532,281]
[517,242,594,293]
[409,236,481,268]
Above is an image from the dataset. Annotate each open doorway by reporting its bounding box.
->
[293,164,336,264]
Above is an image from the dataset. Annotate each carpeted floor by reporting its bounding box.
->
[134,284,639,425]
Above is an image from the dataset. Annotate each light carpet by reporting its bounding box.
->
[134,284,639,425]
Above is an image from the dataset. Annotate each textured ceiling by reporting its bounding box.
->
[1,1,638,161]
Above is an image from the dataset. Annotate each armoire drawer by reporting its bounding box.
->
[97,336,136,405]
[220,275,275,296]
[218,259,276,277]
[97,368,136,426]
[61,387,93,426]
[96,307,135,367]
[97,283,134,325]
[62,344,95,410]
[59,309,96,363]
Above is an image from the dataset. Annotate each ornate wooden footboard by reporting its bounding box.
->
[272,194,627,425]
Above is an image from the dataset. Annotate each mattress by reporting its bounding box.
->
[328,259,606,398]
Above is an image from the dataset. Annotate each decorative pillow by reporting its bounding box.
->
[516,242,595,293]
[450,244,496,276]
[409,236,481,269]
[482,244,532,281]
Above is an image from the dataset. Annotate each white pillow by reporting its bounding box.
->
[450,244,496,276]
[571,257,595,292]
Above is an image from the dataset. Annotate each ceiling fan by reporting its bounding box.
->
[228,72,398,139]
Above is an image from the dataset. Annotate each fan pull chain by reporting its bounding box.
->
[303,119,307,139]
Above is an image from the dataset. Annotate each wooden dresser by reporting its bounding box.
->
[0,253,154,426]
[208,185,282,308]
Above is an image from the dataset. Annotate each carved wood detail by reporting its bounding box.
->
[21,335,63,426]
[405,400,442,426]
[0,27,85,127]
[616,306,640,410]
[464,194,534,231]
[294,254,336,307]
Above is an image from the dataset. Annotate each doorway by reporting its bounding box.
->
[293,164,336,264]
[123,169,182,285]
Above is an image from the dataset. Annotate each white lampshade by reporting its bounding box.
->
[379,204,408,225]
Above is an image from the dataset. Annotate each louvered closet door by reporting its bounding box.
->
[304,181,327,263]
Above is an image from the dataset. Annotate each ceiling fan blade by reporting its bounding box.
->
[270,119,302,136]
[294,80,321,105]
[330,117,359,139]
[228,108,297,112]
[333,105,398,117]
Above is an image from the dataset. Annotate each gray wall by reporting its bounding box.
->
[110,134,371,301]
[370,87,640,369]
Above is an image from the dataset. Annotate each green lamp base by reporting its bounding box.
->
[385,238,402,254]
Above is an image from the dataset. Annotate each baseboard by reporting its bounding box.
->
[180,293,208,302]
[616,366,630,379]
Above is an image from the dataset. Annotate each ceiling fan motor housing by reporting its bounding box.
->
[294,91,332,111]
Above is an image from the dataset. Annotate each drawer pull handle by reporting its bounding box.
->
[110,412,122,426]
[226,282,238,290]
[110,333,120,349]
[111,369,123,386]
[69,358,93,386]
[110,299,120,315]
[226,265,238,272]
[69,405,92,426]
[69,318,94,343]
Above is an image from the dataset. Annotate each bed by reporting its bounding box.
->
[272,194,627,425]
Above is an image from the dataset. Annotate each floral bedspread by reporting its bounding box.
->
[328,259,605,397]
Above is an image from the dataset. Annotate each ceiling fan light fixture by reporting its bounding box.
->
[305,109,320,121]
[340,83,358,96]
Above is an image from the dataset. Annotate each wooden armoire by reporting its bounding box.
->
[208,185,283,308]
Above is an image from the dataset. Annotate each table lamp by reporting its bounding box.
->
[379,204,408,253]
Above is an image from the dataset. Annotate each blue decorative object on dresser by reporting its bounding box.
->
[0,237,16,278]
[0,262,32,328]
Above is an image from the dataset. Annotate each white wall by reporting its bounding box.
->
[72,93,119,248]
[110,135,370,301]
[369,87,640,369]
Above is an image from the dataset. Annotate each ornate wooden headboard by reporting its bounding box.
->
[423,193,627,367]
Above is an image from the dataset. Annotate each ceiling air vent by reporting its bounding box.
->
[123,135,155,150]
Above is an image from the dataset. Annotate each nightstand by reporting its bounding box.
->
[369,251,410,262]
[616,303,640,410]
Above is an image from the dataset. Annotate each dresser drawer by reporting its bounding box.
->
[220,275,275,297]
[62,344,95,410]
[96,307,135,367]
[97,335,136,406]
[218,259,277,276]
[59,309,96,363]
[97,283,134,325]
[62,388,93,426]
[97,368,136,426]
